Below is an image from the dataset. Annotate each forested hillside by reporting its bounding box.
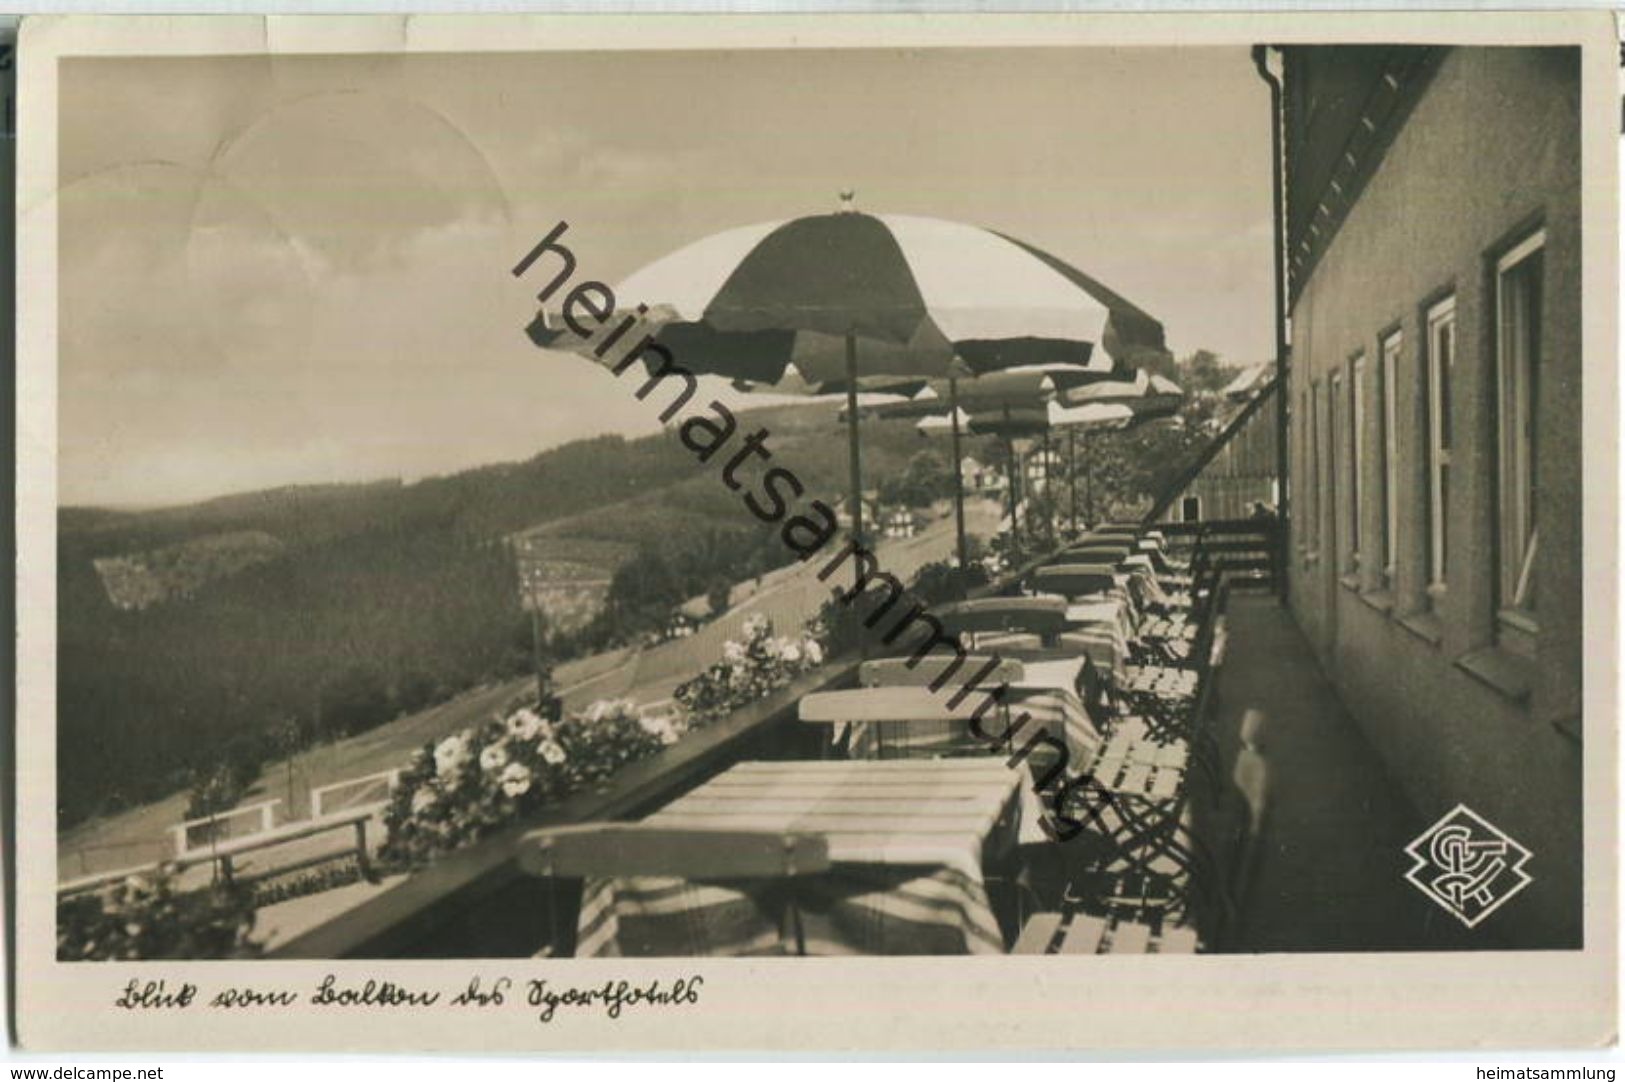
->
[55,401,931,825]
[57,383,1223,827]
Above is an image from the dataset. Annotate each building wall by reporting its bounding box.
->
[1285,47,1582,947]
[1161,395,1280,523]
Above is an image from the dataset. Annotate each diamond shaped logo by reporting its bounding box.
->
[1404,804,1533,928]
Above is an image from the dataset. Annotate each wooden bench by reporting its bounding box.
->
[60,805,380,899]
[1012,911,1199,955]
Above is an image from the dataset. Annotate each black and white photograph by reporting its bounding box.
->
[10,12,1618,1054]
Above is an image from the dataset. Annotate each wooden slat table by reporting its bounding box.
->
[575,759,1043,957]
[651,759,1039,874]
[1063,598,1135,681]
[809,683,1100,772]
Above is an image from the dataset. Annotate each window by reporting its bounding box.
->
[1349,354,1366,574]
[1329,370,1343,569]
[1378,330,1401,588]
[1181,495,1202,523]
[1298,388,1313,554]
[1424,296,1456,602]
[1495,230,1544,652]
[1309,382,1322,554]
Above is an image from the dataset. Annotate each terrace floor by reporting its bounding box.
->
[1207,592,1477,952]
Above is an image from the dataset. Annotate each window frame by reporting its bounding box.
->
[1329,369,1343,573]
[1306,381,1321,559]
[1349,352,1366,576]
[1494,228,1545,655]
[1378,329,1402,590]
[1424,295,1456,604]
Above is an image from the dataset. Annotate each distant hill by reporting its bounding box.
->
[55,399,947,826]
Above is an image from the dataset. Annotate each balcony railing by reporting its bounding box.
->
[1157,519,1285,594]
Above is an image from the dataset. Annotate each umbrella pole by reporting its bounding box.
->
[1083,436,1093,527]
[843,329,864,589]
[1041,431,1053,548]
[949,378,968,574]
[1003,432,1021,564]
[1068,429,1078,537]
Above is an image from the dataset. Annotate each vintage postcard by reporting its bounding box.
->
[10,11,1619,1053]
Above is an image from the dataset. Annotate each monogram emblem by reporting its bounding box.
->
[1404,804,1532,928]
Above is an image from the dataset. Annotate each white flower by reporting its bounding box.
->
[538,739,568,766]
[411,786,440,814]
[722,640,746,665]
[779,641,802,664]
[433,734,471,778]
[637,713,684,746]
[499,762,533,798]
[506,708,546,741]
[804,640,825,666]
[585,697,636,724]
[479,741,510,773]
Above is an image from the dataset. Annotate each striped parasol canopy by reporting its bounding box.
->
[912,375,1184,546]
[915,401,1137,439]
[527,210,1166,385]
[1062,369,1184,412]
[524,202,1168,577]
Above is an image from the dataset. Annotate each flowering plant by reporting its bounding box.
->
[673,614,825,725]
[380,616,828,865]
[380,698,690,864]
[57,867,261,961]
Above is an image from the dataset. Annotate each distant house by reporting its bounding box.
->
[1220,363,1274,402]
[1159,377,1280,524]
[505,532,616,634]
[831,492,881,531]
[1023,449,1065,493]
[662,611,699,641]
[960,457,1006,493]
[881,507,920,539]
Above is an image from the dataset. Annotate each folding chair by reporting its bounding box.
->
[1011,909,1199,955]
[858,654,1025,691]
[1058,543,1134,566]
[1029,776,1214,941]
[933,597,1070,654]
[1182,710,1271,951]
[1031,564,1117,600]
[519,824,830,957]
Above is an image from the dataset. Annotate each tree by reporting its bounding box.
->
[706,577,732,618]
[897,449,951,507]
[604,547,686,636]
[1179,349,1232,396]
[320,665,391,738]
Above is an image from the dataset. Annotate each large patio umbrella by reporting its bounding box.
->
[527,206,1165,579]
[865,367,1121,563]
[917,375,1184,545]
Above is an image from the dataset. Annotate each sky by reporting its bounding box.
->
[58,46,1273,507]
